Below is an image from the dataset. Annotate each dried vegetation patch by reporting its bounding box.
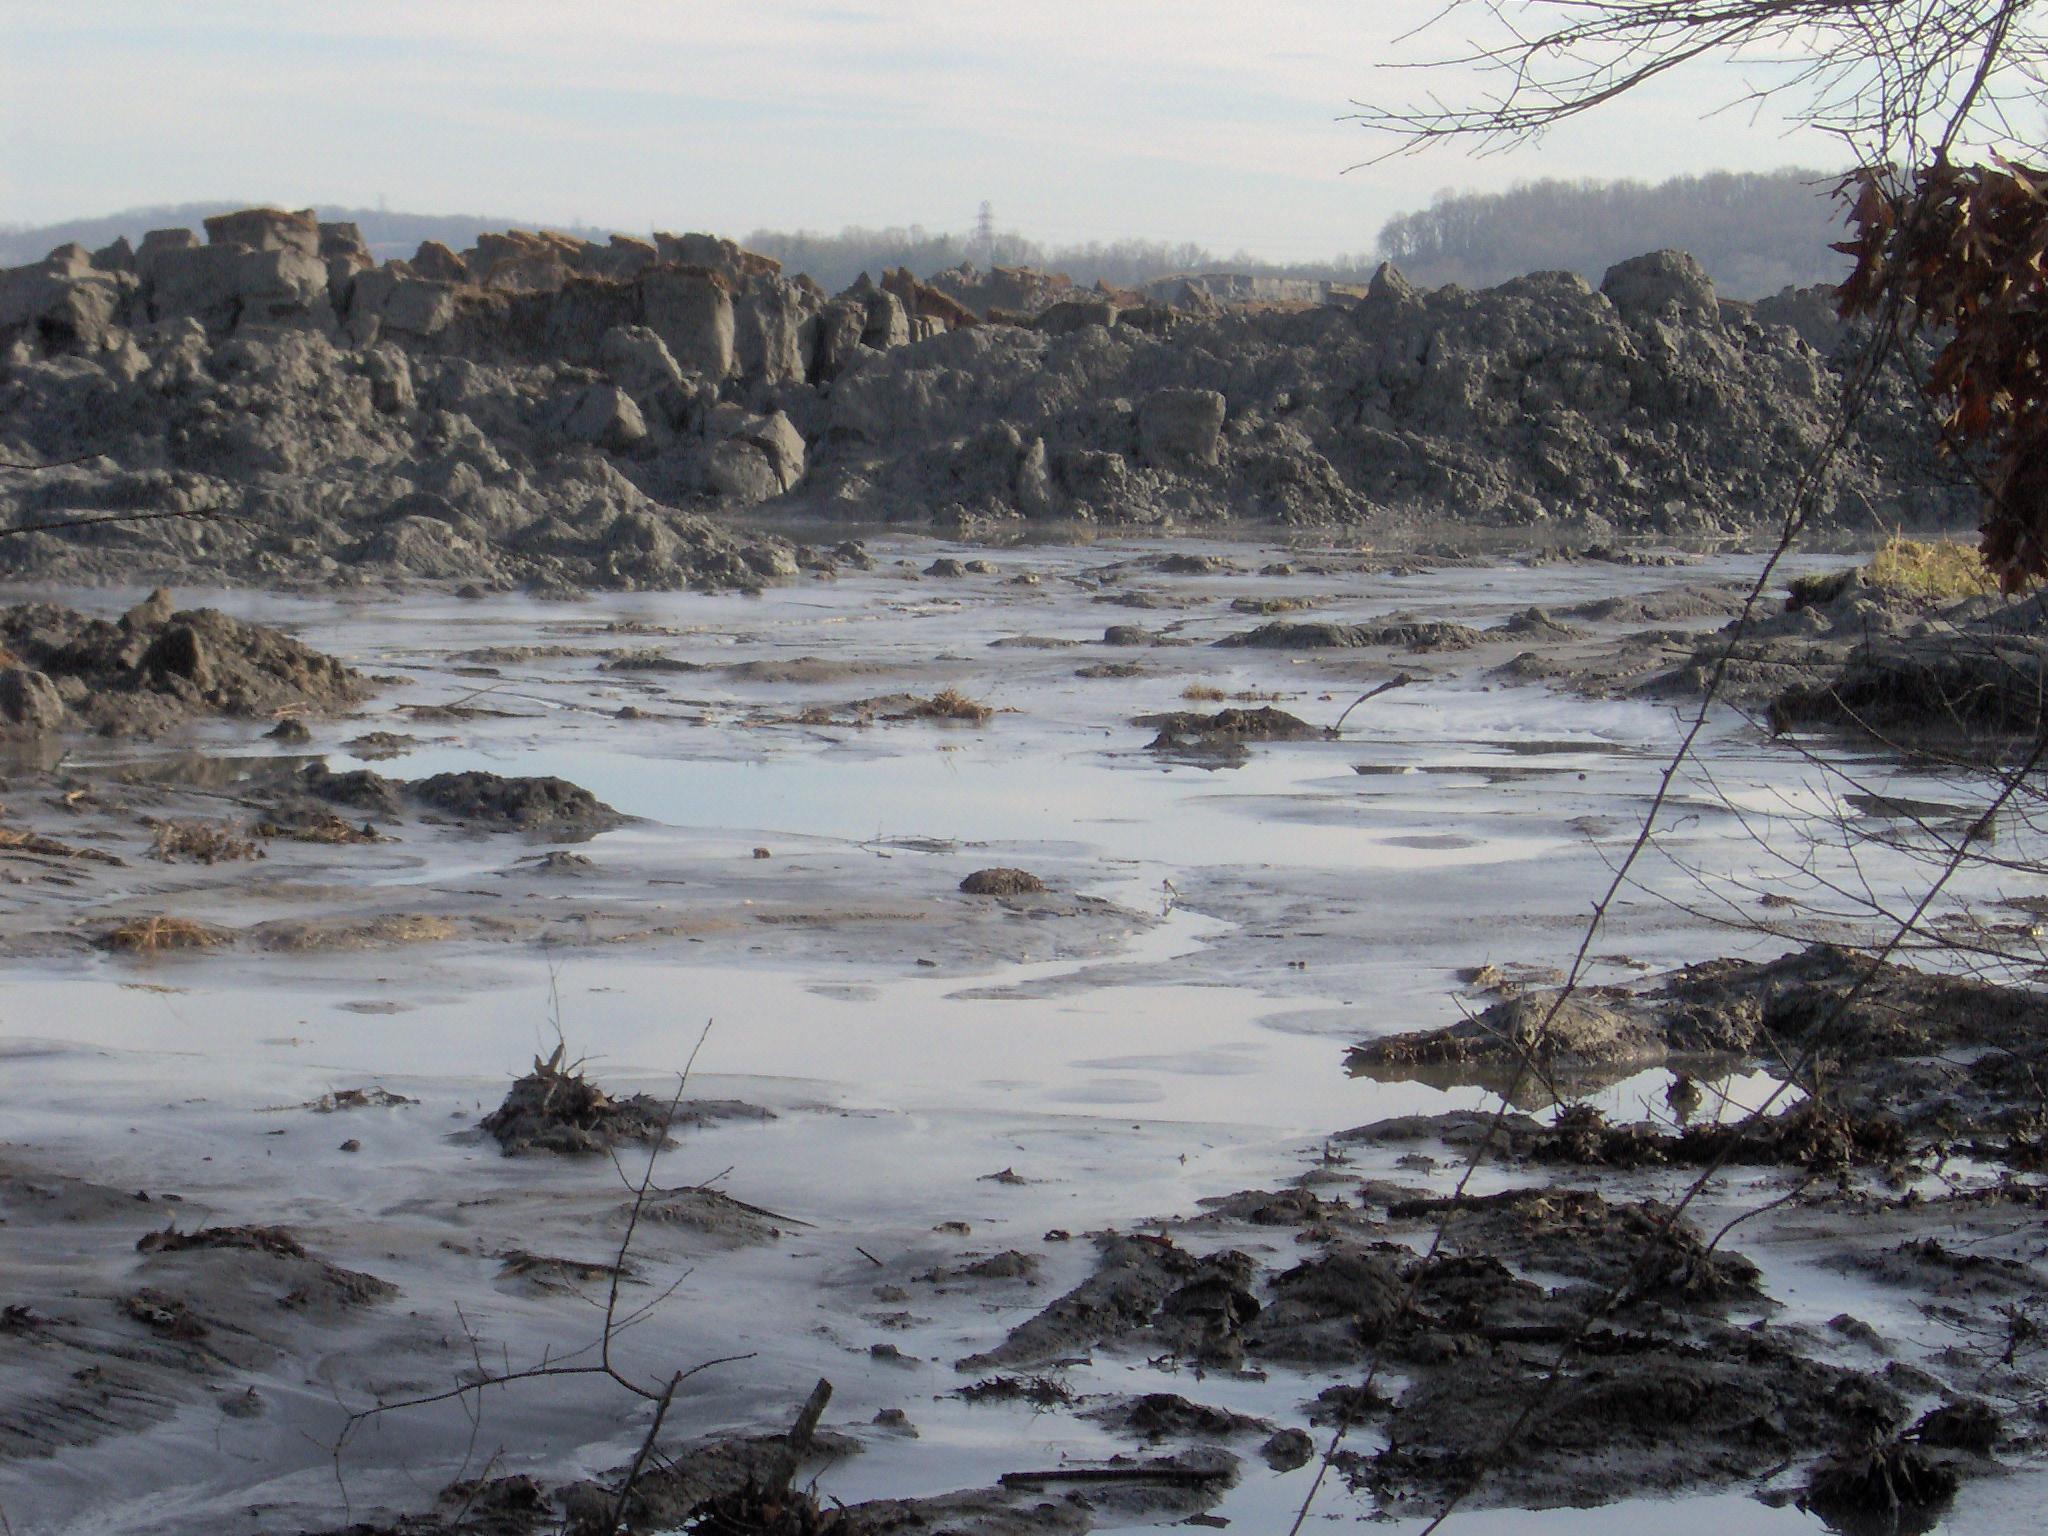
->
[1866,535,1999,600]
[895,688,994,724]
[148,820,263,864]
[0,825,123,864]
[97,915,233,953]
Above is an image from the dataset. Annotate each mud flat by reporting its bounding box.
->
[2,536,2045,1534]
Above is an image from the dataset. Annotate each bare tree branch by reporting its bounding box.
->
[1351,1,2047,167]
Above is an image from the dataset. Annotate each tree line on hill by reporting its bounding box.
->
[1375,169,1848,297]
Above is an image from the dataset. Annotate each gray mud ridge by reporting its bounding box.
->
[1217,616,1482,652]
[0,1178,396,1465]
[0,589,361,735]
[1549,565,2048,750]
[1761,574,2048,746]
[2,207,1970,592]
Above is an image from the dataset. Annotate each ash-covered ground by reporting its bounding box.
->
[1,540,2045,1535]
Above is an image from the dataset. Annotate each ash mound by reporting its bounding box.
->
[0,587,363,735]
[1,208,1968,591]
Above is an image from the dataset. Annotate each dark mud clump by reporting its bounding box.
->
[1157,553,1242,575]
[1349,988,1679,1083]
[957,1234,1259,1371]
[918,1249,1042,1285]
[959,867,1046,896]
[956,1177,1903,1513]
[479,1050,677,1156]
[148,818,262,864]
[1350,942,2048,1155]
[1911,1398,2003,1454]
[1496,606,1587,640]
[253,806,384,844]
[1381,1186,1763,1305]
[1769,612,2048,743]
[297,762,407,817]
[1139,705,1321,752]
[598,651,706,675]
[303,1086,418,1112]
[343,730,418,759]
[96,915,235,954]
[1375,1341,1902,1511]
[0,592,364,737]
[959,1374,1077,1407]
[1084,1391,1272,1444]
[1508,1098,1912,1176]
[1217,618,1482,652]
[131,1223,398,1312]
[284,762,624,838]
[791,689,995,727]
[1802,1439,1960,1526]
[519,849,596,877]
[311,1411,1237,1536]
[412,771,625,836]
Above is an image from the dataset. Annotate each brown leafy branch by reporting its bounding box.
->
[1841,155,2048,588]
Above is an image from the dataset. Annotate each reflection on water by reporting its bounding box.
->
[15,538,2028,1135]
[1352,1054,1802,1123]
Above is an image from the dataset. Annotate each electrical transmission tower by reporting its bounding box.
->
[975,201,996,268]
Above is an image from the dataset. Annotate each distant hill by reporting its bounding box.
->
[1376,170,1850,299]
[5,173,1846,301]
[0,203,623,267]
[0,202,1320,294]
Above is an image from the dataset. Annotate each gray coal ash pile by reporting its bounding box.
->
[0,205,1968,592]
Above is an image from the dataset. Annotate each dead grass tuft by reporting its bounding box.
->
[1231,596,1318,615]
[148,820,263,864]
[302,1086,418,1112]
[98,915,233,954]
[900,688,994,724]
[253,914,458,952]
[1180,683,1228,702]
[0,826,124,865]
[252,812,382,845]
[1867,534,1999,600]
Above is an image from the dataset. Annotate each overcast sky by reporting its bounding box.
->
[0,1,1837,255]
